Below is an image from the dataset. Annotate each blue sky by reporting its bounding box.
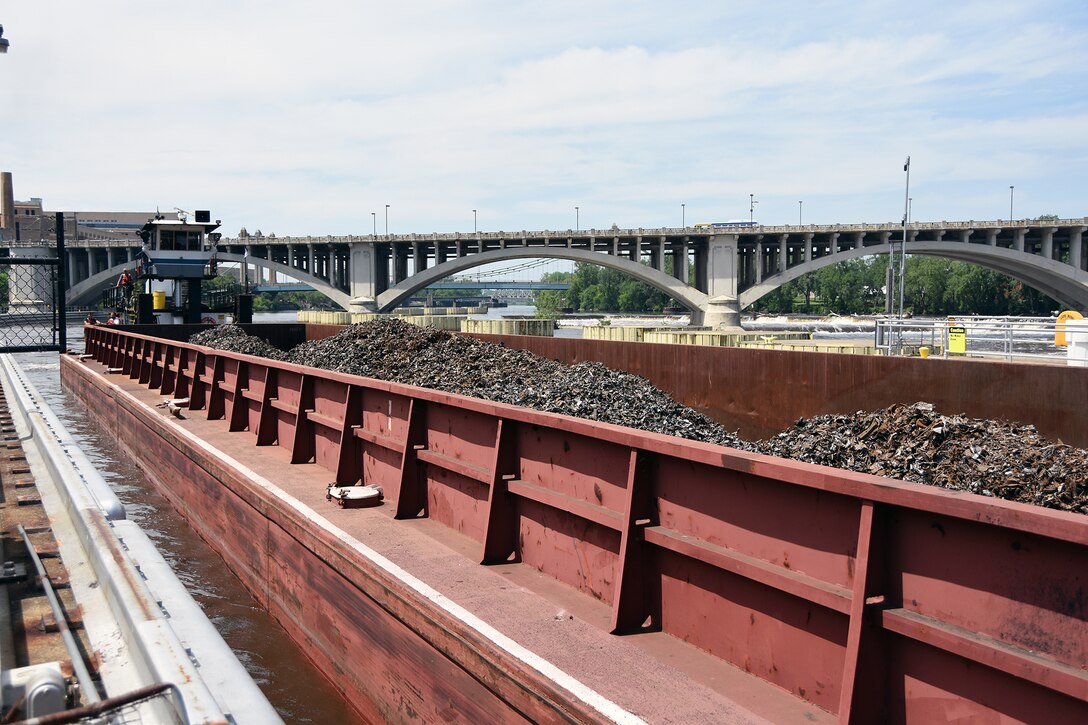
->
[2,1,1086,237]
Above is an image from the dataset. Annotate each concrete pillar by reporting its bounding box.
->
[393,244,409,283]
[413,242,426,274]
[1014,228,1027,253]
[693,245,707,292]
[671,242,689,283]
[349,242,379,311]
[960,230,973,244]
[67,250,78,285]
[987,229,999,246]
[629,237,640,263]
[1071,228,1084,272]
[655,237,665,271]
[779,235,788,273]
[703,235,740,328]
[1041,228,1055,260]
[8,247,53,312]
[456,240,464,258]
[755,242,763,284]
[437,241,448,265]
[308,244,315,274]
[288,244,296,270]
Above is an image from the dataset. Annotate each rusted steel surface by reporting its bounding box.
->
[79,327,1088,722]
[464,333,1088,448]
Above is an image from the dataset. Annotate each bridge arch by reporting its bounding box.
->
[374,248,709,316]
[66,254,351,309]
[739,241,1088,311]
[214,253,350,308]
[68,262,138,306]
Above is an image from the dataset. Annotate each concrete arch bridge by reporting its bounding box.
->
[13,218,1088,323]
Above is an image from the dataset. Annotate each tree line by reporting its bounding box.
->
[533,256,1061,317]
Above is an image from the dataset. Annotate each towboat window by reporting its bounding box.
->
[158,230,203,251]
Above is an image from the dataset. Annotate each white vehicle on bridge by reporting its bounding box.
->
[694,220,759,228]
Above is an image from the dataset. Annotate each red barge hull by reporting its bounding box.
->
[64,326,1088,723]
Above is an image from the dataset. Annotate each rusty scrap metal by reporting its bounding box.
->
[191,322,1088,515]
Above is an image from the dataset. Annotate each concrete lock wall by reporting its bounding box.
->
[7,247,55,312]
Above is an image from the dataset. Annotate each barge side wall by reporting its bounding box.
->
[463,333,1088,447]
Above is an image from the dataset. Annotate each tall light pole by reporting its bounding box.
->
[1009,185,1014,223]
[681,203,685,228]
[900,156,910,329]
[749,193,757,222]
[371,212,376,236]
[575,206,579,231]
[385,204,390,236]
[473,209,477,233]
[908,197,912,224]
[798,200,803,226]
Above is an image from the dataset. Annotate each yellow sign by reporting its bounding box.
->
[948,325,966,354]
[1055,310,1084,347]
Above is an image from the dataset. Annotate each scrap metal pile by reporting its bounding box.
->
[756,403,1088,514]
[191,321,1087,515]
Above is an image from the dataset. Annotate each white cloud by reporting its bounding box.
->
[1,1,1085,234]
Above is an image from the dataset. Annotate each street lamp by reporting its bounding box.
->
[681,203,686,228]
[749,193,758,222]
[473,209,477,233]
[575,206,579,231]
[385,204,390,236]
[371,212,376,236]
[798,200,802,226]
[1009,186,1014,223]
[899,156,910,323]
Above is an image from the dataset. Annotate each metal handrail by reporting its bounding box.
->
[875,317,1075,361]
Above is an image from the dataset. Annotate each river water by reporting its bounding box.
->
[16,324,359,724]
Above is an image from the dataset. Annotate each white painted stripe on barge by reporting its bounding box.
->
[182,420,647,724]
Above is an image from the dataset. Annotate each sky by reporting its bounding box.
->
[2,1,1087,239]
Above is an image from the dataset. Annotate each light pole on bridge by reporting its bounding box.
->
[798,200,802,226]
[371,212,376,236]
[1009,186,1014,223]
[681,203,685,228]
[749,193,758,222]
[575,206,579,232]
[385,204,390,236]
[473,209,477,234]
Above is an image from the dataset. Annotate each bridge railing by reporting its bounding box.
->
[211,218,1087,247]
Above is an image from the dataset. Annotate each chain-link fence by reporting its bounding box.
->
[0,257,67,352]
[0,211,69,352]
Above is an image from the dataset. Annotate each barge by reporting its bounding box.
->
[64,324,1088,722]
